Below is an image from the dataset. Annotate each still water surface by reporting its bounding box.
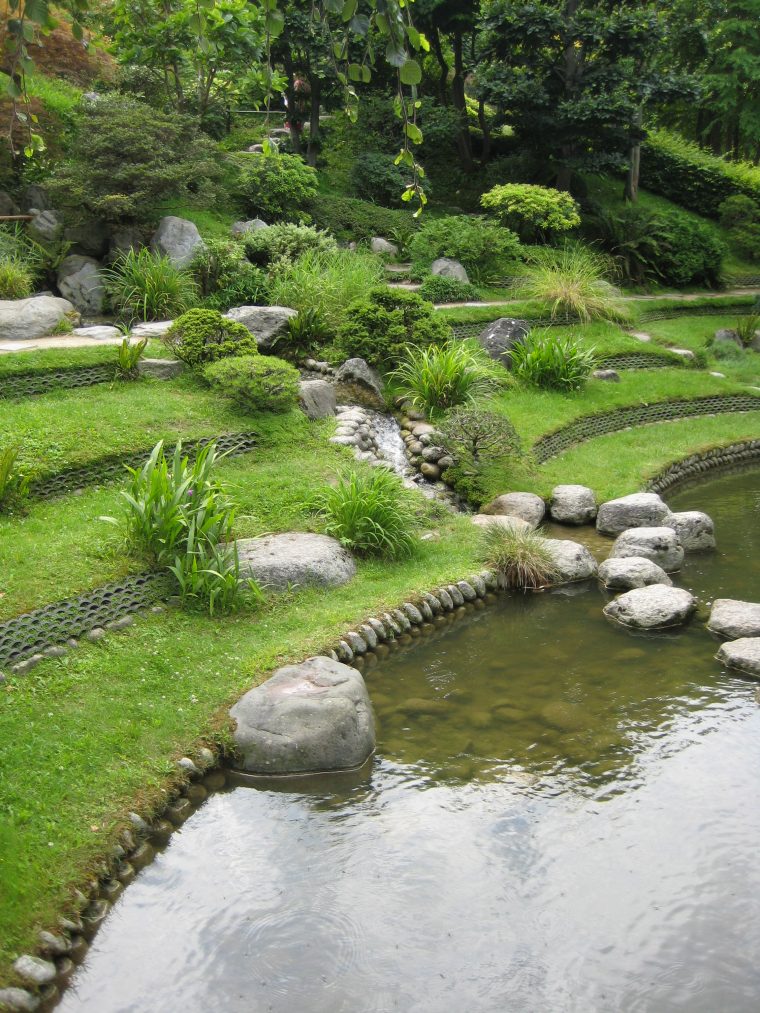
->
[58,469,760,1013]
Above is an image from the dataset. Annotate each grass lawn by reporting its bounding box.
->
[0,341,167,378]
[644,314,760,385]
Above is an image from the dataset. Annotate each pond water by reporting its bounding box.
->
[57,469,760,1013]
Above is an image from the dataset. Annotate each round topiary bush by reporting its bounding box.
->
[235,153,318,223]
[203,354,300,413]
[408,215,521,284]
[162,308,258,367]
[480,183,581,243]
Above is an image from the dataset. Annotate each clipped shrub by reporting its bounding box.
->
[162,308,257,366]
[390,339,505,418]
[192,239,268,310]
[313,467,417,559]
[335,287,451,370]
[267,248,385,332]
[235,152,318,222]
[351,151,429,207]
[479,524,559,590]
[203,354,299,413]
[0,256,34,299]
[408,215,521,284]
[243,223,337,268]
[514,244,624,322]
[655,211,725,287]
[480,183,581,243]
[105,248,199,322]
[417,274,480,303]
[308,193,414,243]
[510,330,596,391]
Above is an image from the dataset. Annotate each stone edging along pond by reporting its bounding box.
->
[646,438,760,495]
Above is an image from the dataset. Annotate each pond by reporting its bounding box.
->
[57,468,760,1013]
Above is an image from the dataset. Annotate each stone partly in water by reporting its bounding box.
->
[150,216,205,268]
[707,599,760,639]
[0,296,77,343]
[471,514,532,533]
[549,484,597,525]
[230,656,375,774]
[665,510,716,551]
[481,491,545,528]
[298,378,336,419]
[598,556,673,591]
[603,584,696,629]
[224,305,297,350]
[235,532,357,593]
[476,317,530,366]
[544,539,599,583]
[608,526,684,572]
[716,638,760,679]
[431,257,469,283]
[596,492,672,535]
[334,357,385,410]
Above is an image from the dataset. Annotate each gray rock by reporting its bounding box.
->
[481,491,545,528]
[370,237,398,256]
[150,216,205,268]
[431,257,469,283]
[456,581,478,602]
[596,492,672,535]
[716,638,760,679]
[335,357,385,410]
[670,347,696,361]
[137,358,185,380]
[57,255,106,315]
[544,539,598,583]
[665,510,716,551]
[549,484,597,525]
[236,532,356,592]
[0,191,20,216]
[12,955,57,986]
[471,514,532,532]
[593,369,620,382]
[230,656,375,774]
[604,585,696,629]
[299,379,336,419]
[476,317,530,366]
[0,295,76,342]
[345,631,367,655]
[28,209,63,244]
[402,602,424,624]
[0,988,40,1011]
[21,184,52,212]
[223,305,296,350]
[231,218,268,237]
[129,320,173,339]
[38,931,69,956]
[713,328,741,347]
[64,220,109,258]
[108,225,143,260]
[598,556,673,591]
[707,599,760,639]
[72,325,121,342]
[608,526,684,572]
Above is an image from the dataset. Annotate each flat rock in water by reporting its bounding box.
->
[596,492,672,535]
[608,526,684,572]
[230,656,375,774]
[224,305,297,350]
[481,491,545,528]
[0,296,76,342]
[716,638,760,679]
[549,484,597,525]
[471,514,531,532]
[334,357,385,410]
[545,539,598,583]
[598,556,672,590]
[665,510,716,551]
[299,378,336,419]
[604,584,696,629]
[708,599,760,639]
[236,532,356,592]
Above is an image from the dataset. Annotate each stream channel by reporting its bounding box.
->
[58,468,760,1013]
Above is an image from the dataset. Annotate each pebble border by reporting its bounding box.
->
[646,438,760,495]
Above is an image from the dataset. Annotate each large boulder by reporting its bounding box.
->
[544,539,598,583]
[231,218,268,238]
[21,183,52,212]
[370,237,398,257]
[27,209,63,244]
[109,225,143,261]
[707,599,760,640]
[471,514,531,533]
[64,220,109,258]
[230,656,375,775]
[481,491,545,529]
[299,378,336,420]
[603,585,696,629]
[334,357,385,410]
[431,257,469,283]
[0,191,19,216]
[476,317,530,366]
[598,556,673,591]
[596,492,672,535]
[549,484,597,525]
[57,255,106,315]
[716,638,760,679]
[608,526,684,572]
[224,305,297,350]
[150,216,205,268]
[236,532,356,592]
[665,510,716,551]
[0,295,77,342]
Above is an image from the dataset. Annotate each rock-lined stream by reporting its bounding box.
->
[57,468,760,1013]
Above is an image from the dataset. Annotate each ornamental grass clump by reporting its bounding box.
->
[313,468,417,559]
[479,523,559,590]
[115,337,148,380]
[105,248,198,322]
[0,255,34,299]
[0,446,29,513]
[390,339,506,419]
[510,329,596,391]
[514,243,625,323]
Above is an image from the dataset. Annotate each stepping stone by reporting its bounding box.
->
[72,325,122,341]
[130,320,173,338]
[549,484,597,525]
[608,526,684,572]
[236,532,356,593]
[707,599,760,639]
[544,539,598,583]
[598,556,672,590]
[716,638,760,679]
[480,491,545,528]
[603,584,696,629]
[665,510,715,551]
[596,492,672,535]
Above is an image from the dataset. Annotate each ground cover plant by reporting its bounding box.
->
[203,355,300,413]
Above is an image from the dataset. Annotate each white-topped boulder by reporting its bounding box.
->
[707,599,760,640]
[596,492,672,535]
[604,584,696,629]
[665,510,716,551]
[544,539,598,583]
[549,484,597,525]
[608,526,684,572]
[598,556,673,591]
[716,638,760,679]
[0,295,77,342]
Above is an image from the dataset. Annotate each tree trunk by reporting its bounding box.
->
[624,106,643,203]
[451,31,474,173]
[282,54,302,155]
[477,97,491,165]
[430,25,449,106]
[306,76,321,167]
[556,0,580,190]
